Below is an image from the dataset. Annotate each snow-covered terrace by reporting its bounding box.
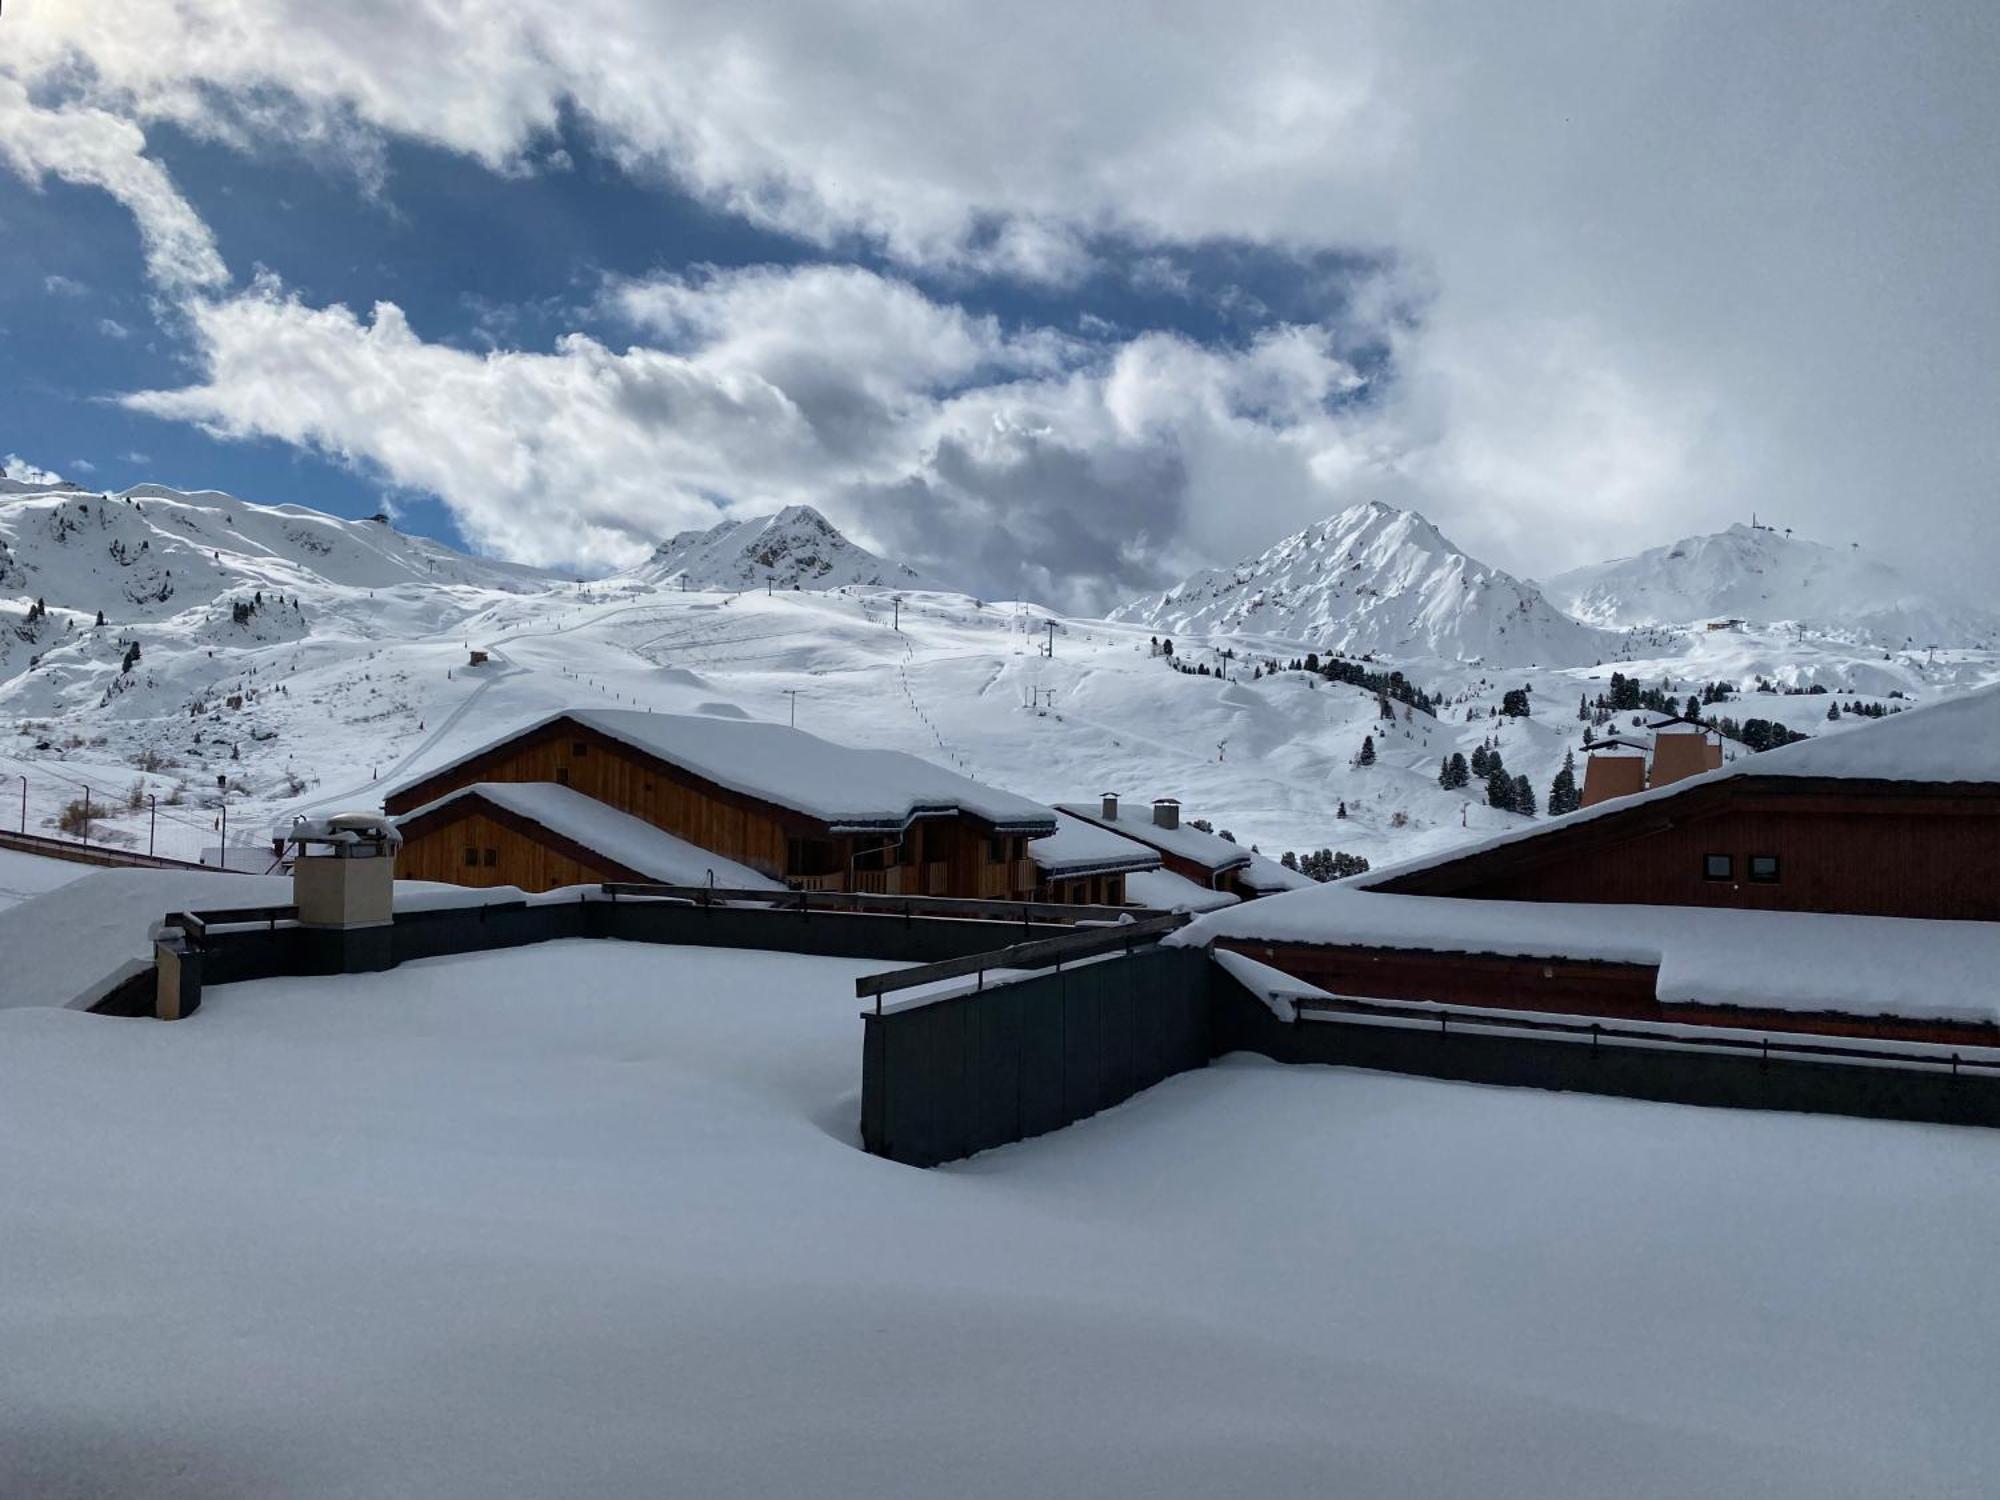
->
[1177,885,2000,1025]
[398,708,1059,835]
[5,937,1998,1494]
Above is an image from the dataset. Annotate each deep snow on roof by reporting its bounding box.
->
[1029,811,1162,876]
[1174,884,2000,1025]
[1054,802,1253,872]
[394,782,783,889]
[1237,850,1317,894]
[1124,867,1241,913]
[400,708,1057,834]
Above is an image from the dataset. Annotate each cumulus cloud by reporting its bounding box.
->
[8,0,1998,592]
[125,267,1384,607]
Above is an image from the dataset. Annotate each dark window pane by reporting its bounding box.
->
[464,848,479,868]
[1703,853,1732,881]
[1749,855,1780,883]
[483,848,497,867]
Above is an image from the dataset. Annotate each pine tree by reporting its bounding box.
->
[1827,701,1841,720]
[1684,694,1702,721]
[1548,750,1580,815]
[1486,764,1515,810]
[1280,850,1299,871]
[1358,734,1376,766]
[95,609,105,627]
[1577,693,1589,721]
[1438,757,1452,787]
[1512,774,1535,816]
[1501,687,1532,717]
[120,639,141,674]
[1336,801,1347,819]
[1448,752,1470,789]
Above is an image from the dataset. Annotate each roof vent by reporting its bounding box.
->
[1152,797,1180,830]
[1101,792,1119,820]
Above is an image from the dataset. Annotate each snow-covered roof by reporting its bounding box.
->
[1053,802,1253,873]
[393,782,783,889]
[1324,681,2000,895]
[398,708,1057,835]
[1174,884,2000,1026]
[1238,850,1317,895]
[1029,811,1161,877]
[1124,867,1241,913]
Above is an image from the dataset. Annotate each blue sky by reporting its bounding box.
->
[3,2,1995,606]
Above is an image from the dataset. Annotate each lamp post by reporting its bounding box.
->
[148,794,157,857]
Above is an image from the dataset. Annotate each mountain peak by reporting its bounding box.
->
[1545,525,1999,646]
[632,507,922,592]
[1111,500,1616,666]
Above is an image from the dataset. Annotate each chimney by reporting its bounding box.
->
[1152,797,1180,830]
[1101,792,1119,821]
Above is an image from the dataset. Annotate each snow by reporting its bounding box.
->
[1238,848,1316,894]
[397,707,1059,835]
[0,845,91,912]
[1027,809,1161,877]
[1111,500,1620,666]
[0,867,295,1010]
[1545,522,2000,647]
[1177,884,2000,1024]
[1054,800,1253,873]
[0,868,512,1011]
[6,473,1999,883]
[394,781,783,888]
[621,503,923,591]
[1125,867,1240,912]
[2,938,1997,1495]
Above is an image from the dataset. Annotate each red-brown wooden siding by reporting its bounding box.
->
[1373,781,2000,922]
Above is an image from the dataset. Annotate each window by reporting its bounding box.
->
[483,848,498,868]
[555,767,570,786]
[1703,853,1733,881]
[1749,854,1780,883]
[463,847,479,868]
[988,835,1006,863]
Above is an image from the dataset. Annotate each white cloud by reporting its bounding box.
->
[43,274,87,296]
[0,75,228,294]
[8,0,1998,589]
[122,267,1385,607]
[97,317,131,340]
[2,455,66,485]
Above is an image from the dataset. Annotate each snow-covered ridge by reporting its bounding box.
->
[0,479,558,626]
[1111,501,1619,667]
[622,504,922,592]
[1544,523,2000,647]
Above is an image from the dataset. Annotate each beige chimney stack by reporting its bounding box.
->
[1102,792,1120,820]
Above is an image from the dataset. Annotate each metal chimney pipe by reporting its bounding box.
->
[1152,798,1179,830]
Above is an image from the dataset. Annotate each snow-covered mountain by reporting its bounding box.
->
[1111,502,1619,666]
[1545,524,2000,648]
[0,478,556,627]
[623,505,922,592]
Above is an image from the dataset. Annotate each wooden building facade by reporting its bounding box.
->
[1372,776,2000,923]
[385,711,1053,899]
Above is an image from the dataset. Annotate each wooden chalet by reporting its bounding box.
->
[1028,810,1161,905]
[386,708,1056,898]
[1179,684,2000,1046]
[1054,794,1258,899]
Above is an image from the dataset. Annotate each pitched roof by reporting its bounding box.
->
[1029,811,1162,877]
[392,708,1057,835]
[393,782,783,889]
[1053,802,1253,873]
